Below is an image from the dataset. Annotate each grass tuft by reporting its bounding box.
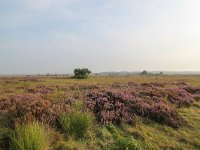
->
[58,111,93,138]
[9,122,50,150]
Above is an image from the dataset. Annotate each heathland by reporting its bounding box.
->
[0,75,200,150]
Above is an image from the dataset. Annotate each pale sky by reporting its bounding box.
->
[0,0,200,74]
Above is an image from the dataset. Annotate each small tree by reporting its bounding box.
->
[141,70,148,75]
[74,68,91,79]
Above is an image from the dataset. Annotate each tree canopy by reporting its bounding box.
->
[141,70,148,75]
[74,68,91,79]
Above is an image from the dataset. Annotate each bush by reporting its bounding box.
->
[167,88,194,107]
[183,86,200,100]
[86,89,185,128]
[140,70,148,75]
[9,122,50,150]
[86,90,135,125]
[0,94,73,127]
[58,111,93,138]
[73,68,91,79]
[130,100,186,128]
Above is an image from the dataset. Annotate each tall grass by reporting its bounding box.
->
[58,111,93,138]
[9,122,50,150]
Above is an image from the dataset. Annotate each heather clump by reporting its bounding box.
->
[27,86,54,95]
[86,89,186,128]
[137,88,166,102]
[86,90,135,125]
[129,99,185,128]
[167,88,194,107]
[141,82,166,88]
[19,77,41,82]
[0,94,72,127]
[183,86,200,100]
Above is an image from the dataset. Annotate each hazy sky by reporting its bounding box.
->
[0,0,200,74]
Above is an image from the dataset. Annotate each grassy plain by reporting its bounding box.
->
[0,75,200,150]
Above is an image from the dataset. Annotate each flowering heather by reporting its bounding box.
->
[1,81,199,129]
[183,86,200,94]
[183,86,200,100]
[141,82,166,88]
[167,88,194,107]
[27,86,54,95]
[19,77,41,82]
[137,88,166,102]
[0,94,73,127]
[86,89,186,128]
[129,100,185,128]
[86,90,135,125]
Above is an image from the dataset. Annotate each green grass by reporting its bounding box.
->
[58,111,93,139]
[9,122,50,150]
[107,124,140,150]
[118,102,200,150]
[55,139,86,150]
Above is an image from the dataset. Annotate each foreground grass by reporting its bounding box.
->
[119,101,200,150]
[59,111,93,139]
[9,122,50,150]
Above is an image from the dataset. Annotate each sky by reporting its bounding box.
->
[0,0,200,74]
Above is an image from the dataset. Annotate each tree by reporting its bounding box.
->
[141,70,148,75]
[74,68,91,79]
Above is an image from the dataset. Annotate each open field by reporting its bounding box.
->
[0,75,200,150]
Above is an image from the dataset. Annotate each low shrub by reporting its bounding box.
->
[0,94,72,127]
[167,88,194,107]
[86,90,135,125]
[148,102,186,127]
[183,86,200,95]
[87,90,185,128]
[130,100,186,128]
[58,111,93,138]
[9,122,50,150]
[183,86,200,101]
[26,86,54,95]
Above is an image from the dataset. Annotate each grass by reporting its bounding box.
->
[58,111,93,139]
[9,122,50,150]
[119,102,200,150]
[107,124,140,150]
[55,139,86,150]
[0,75,200,149]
